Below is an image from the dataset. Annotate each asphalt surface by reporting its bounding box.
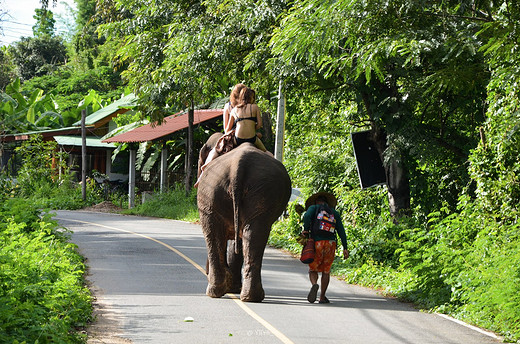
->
[55,210,502,344]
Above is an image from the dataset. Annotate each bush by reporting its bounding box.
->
[11,135,108,210]
[0,200,91,343]
[399,196,520,341]
[0,198,41,232]
[269,202,306,254]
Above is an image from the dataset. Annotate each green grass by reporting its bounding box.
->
[122,186,199,223]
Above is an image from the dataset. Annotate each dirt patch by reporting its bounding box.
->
[82,201,125,213]
[87,297,132,344]
[83,269,132,343]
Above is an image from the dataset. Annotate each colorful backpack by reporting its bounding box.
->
[311,204,337,238]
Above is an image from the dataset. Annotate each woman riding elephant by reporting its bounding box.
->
[197,139,291,302]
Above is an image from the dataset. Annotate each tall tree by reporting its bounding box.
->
[468,0,520,219]
[97,0,289,120]
[73,0,107,69]
[270,0,490,216]
[32,8,56,37]
[9,36,67,80]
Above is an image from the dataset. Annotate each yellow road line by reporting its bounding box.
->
[57,217,294,344]
[227,293,294,343]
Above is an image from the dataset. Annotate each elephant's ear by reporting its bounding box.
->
[197,144,209,178]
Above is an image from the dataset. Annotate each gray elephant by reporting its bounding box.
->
[197,133,291,302]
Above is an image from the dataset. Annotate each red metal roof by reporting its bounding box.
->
[103,109,223,143]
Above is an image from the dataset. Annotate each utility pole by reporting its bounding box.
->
[185,100,194,196]
[81,109,86,201]
[274,81,286,162]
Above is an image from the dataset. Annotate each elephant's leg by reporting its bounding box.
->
[240,222,270,302]
[202,219,232,298]
[227,239,243,293]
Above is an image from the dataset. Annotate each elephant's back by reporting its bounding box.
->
[229,145,292,210]
[229,144,290,180]
[200,143,291,198]
[197,143,291,226]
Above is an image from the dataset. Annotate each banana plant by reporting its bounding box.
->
[0,78,63,135]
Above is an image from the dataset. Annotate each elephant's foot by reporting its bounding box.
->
[240,280,264,302]
[206,283,227,298]
[206,269,233,298]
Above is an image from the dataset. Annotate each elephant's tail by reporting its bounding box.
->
[233,196,241,254]
[232,178,242,254]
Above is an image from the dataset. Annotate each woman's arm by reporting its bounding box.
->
[227,107,236,133]
[223,103,233,133]
[253,104,262,130]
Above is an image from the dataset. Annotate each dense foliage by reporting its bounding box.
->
[0,196,91,343]
[12,134,116,209]
[1,0,519,341]
[10,36,68,81]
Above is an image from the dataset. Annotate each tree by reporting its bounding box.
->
[73,0,107,69]
[0,78,63,135]
[97,0,288,120]
[0,78,63,164]
[0,47,16,90]
[468,0,520,220]
[14,134,68,195]
[270,0,490,217]
[32,8,56,37]
[9,36,67,80]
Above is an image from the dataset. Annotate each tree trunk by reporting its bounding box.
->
[360,72,411,219]
[370,123,411,218]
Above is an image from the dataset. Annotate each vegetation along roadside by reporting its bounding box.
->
[1,0,519,342]
[0,196,91,343]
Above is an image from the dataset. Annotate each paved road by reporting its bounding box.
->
[55,210,502,344]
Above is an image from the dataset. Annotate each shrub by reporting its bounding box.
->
[0,201,91,343]
[124,185,199,222]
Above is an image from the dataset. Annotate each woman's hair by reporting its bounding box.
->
[230,83,246,106]
[236,87,255,108]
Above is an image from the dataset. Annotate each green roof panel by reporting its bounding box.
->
[54,136,116,149]
[73,93,138,126]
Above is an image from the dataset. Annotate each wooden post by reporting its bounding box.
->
[81,109,87,201]
[128,147,136,208]
[160,143,168,193]
[59,147,63,181]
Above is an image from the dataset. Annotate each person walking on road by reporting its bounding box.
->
[302,192,349,304]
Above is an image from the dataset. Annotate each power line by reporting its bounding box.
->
[1,33,27,39]
[3,20,34,27]
[3,27,33,35]
[2,25,71,35]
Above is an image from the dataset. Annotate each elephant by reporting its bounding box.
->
[197,133,291,302]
